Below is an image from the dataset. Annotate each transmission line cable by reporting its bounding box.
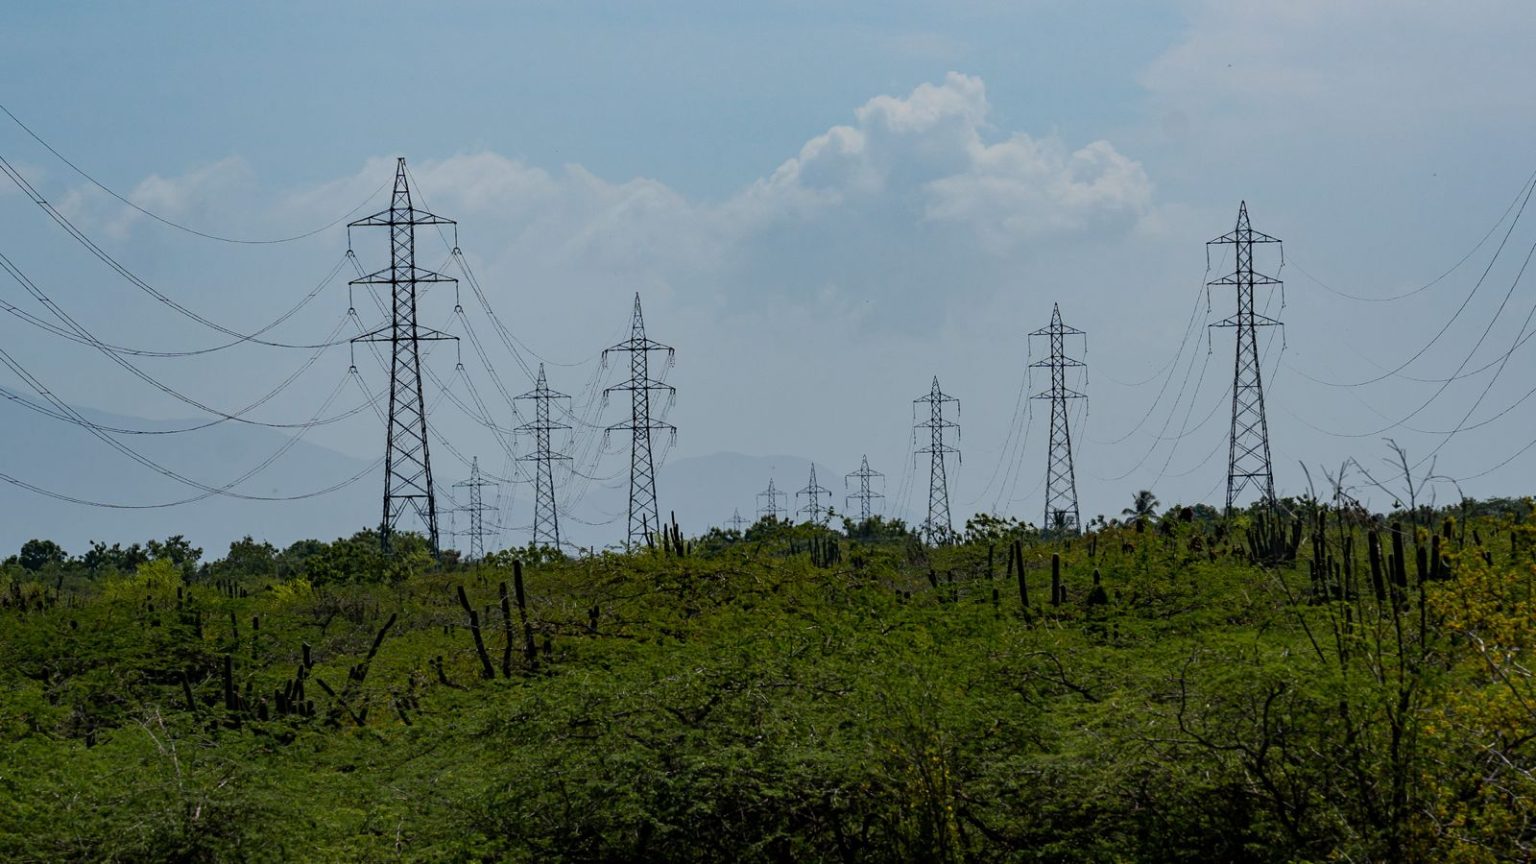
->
[0,103,387,244]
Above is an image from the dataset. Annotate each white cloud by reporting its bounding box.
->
[57,156,256,239]
[745,72,1150,249]
[57,73,1152,327]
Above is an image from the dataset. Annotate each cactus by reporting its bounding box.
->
[1050,554,1062,606]
[515,560,537,672]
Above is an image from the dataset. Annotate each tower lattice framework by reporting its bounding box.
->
[727,508,748,533]
[516,363,571,549]
[845,455,884,523]
[604,294,675,548]
[453,457,494,561]
[757,478,787,522]
[915,377,960,545]
[1209,201,1282,513]
[349,158,457,553]
[797,465,832,525]
[1029,303,1086,535]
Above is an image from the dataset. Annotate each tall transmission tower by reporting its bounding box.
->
[515,364,572,549]
[453,457,494,561]
[1209,201,1282,513]
[915,377,960,545]
[757,477,787,522]
[603,294,676,548]
[349,158,458,553]
[1029,304,1086,535]
[727,508,748,533]
[796,465,832,525]
[845,455,884,523]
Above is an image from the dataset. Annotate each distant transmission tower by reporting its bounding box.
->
[757,477,787,522]
[1030,304,1086,535]
[845,455,884,522]
[1209,202,1282,513]
[915,377,960,545]
[515,364,571,549]
[603,294,676,547]
[797,465,832,525]
[727,508,748,533]
[453,457,494,561]
[349,157,458,553]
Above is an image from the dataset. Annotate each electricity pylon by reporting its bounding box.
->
[453,457,494,561]
[603,294,675,548]
[1030,304,1086,535]
[515,364,571,549]
[727,508,747,533]
[796,465,832,525]
[1209,201,1281,513]
[349,157,457,553]
[915,377,960,545]
[845,455,884,522]
[757,477,787,522]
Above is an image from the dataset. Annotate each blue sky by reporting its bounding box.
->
[3,1,1536,548]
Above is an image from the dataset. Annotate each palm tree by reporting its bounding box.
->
[1123,490,1159,531]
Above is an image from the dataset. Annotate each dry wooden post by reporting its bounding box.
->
[456,585,496,679]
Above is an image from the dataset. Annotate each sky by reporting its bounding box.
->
[3,1,1536,552]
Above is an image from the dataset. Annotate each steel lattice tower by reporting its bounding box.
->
[757,478,787,522]
[845,455,884,522]
[796,465,832,525]
[1209,202,1282,513]
[453,457,494,561]
[727,508,748,533]
[604,294,675,548]
[515,364,571,549]
[915,377,960,545]
[1029,304,1086,535]
[349,158,457,553]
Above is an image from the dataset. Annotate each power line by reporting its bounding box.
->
[0,102,387,244]
[0,155,363,349]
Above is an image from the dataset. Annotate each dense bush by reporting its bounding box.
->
[1,506,1534,861]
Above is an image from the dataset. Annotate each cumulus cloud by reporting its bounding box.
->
[58,73,1152,327]
[743,72,1150,249]
[57,156,257,239]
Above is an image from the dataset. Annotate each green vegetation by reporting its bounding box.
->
[3,501,1536,862]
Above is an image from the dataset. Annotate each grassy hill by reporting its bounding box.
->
[2,506,1533,862]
